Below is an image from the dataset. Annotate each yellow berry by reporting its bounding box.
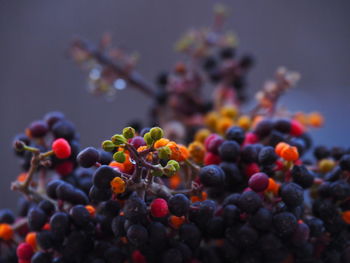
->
[194,129,210,143]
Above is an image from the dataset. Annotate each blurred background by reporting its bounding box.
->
[0,0,349,209]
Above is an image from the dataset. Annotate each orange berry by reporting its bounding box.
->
[220,106,238,119]
[342,211,350,224]
[169,215,186,229]
[167,141,182,161]
[122,153,134,174]
[216,117,234,135]
[275,142,289,157]
[281,146,299,161]
[85,205,96,216]
[188,141,205,164]
[154,138,170,149]
[237,115,251,130]
[0,223,14,241]
[191,191,207,203]
[308,112,324,127]
[178,144,189,161]
[204,112,220,130]
[109,161,125,172]
[25,232,37,250]
[266,178,280,196]
[110,177,126,194]
[169,173,182,189]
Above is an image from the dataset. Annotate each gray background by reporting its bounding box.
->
[0,0,349,209]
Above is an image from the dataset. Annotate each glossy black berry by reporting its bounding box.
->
[258,146,278,166]
[280,183,304,207]
[292,165,314,188]
[93,165,120,189]
[273,212,297,237]
[77,147,100,168]
[28,120,49,138]
[168,194,190,217]
[238,191,262,214]
[44,111,65,129]
[225,126,245,145]
[127,224,148,246]
[218,141,240,162]
[250,207,272,231]
[52,120,76,141]
[28,207,47,231]
[199,165,225,188]
[0,209,15,224]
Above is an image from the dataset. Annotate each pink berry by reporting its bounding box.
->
[150,198,169,218]
[290,120,304,136]
[16,242,33,260]
[204,134,224,154]
[129,136,146,150]
[248,172,269,192]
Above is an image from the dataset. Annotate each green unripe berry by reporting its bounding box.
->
[167,160,180,171]
[150,127,164,141]
[102,140,115,152]
[113,151,126,163]
[111,134,127,145]
[158,146,171,160]
[122,127,135,139]
[143,132,154,146]
[163,164,177,176]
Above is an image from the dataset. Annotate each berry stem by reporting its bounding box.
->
[70,38,156,97]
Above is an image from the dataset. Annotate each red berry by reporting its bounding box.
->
[204,152,221,165]
[132,250,147,263]
[55,161,74,176]
[290,120,304,136]
[248,172,269,192]
[243,132,259,145]
[52,138,71,159]
[150,198,169,218]
[16,242,34,260]
[244,163,260,178]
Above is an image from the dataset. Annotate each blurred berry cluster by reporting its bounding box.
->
[1,4,349,263]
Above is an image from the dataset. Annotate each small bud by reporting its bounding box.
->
[14,140,25,152]
[157,146,171,160]
[150,127,164,141]
[113,151,126,163]
[143,132,154,146]
[102,140,115,152]
[151,167,164,177]
[167,160,180,171]
[122,127,135,139]
[111,134,127,145]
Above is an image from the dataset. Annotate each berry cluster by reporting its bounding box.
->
[1,4,349,263]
